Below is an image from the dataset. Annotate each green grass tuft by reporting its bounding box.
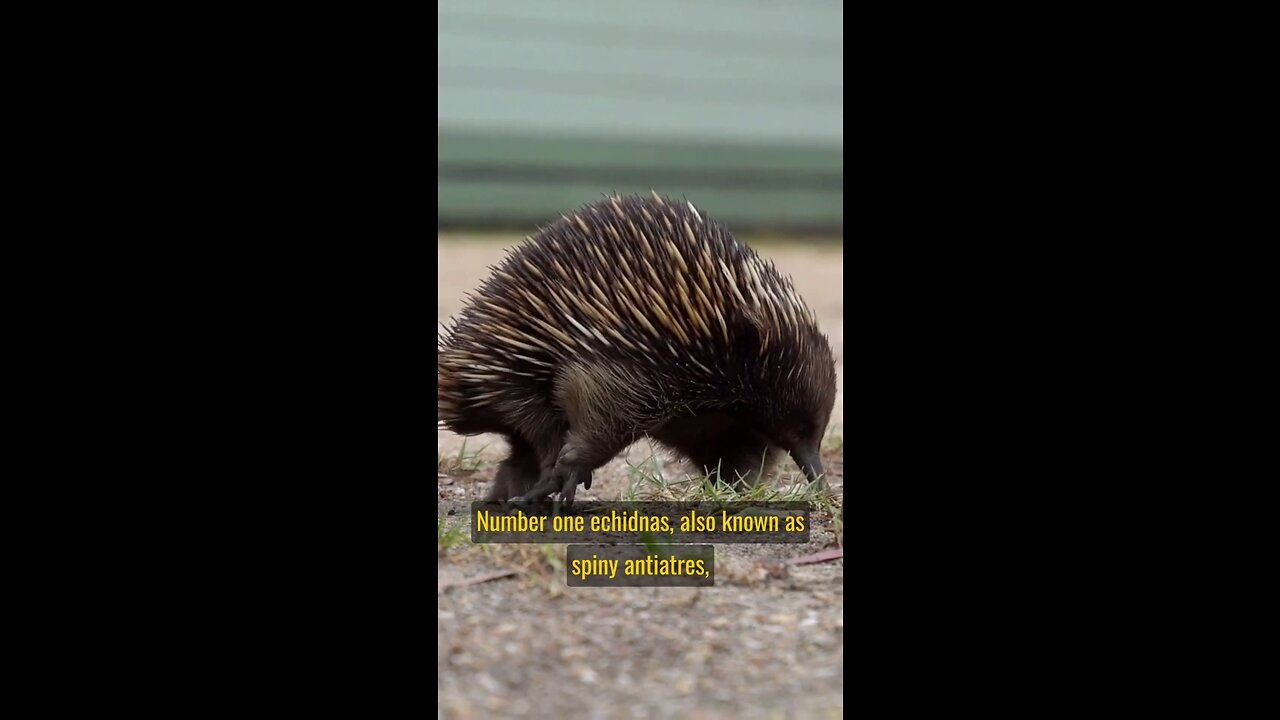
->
[437,516,468,553]
[622,448,839,507]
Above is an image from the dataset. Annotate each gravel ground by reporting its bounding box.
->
[438,236,845,719]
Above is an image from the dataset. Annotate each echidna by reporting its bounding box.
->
[438,193,836,504]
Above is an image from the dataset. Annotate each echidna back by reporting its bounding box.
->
[439,194,829,444]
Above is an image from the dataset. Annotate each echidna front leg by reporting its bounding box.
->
[716,441,783,489]
[651,415,779,489]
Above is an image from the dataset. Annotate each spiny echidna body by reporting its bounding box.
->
[438,193,836,503]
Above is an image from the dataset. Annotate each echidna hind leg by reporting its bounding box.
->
[513,428,627,506]
[511,471,574,505]
[510,464,571,505]
[512,364,631,505]
[486,435,541,501]
[506,427,571,505]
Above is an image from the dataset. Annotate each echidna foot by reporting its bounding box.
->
[510,474,559,505]
[552,467,591,507]
[510,466,592,507]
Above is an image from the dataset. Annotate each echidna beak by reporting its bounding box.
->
[790,448,825,487]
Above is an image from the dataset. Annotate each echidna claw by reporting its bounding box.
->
[555,473,579,507]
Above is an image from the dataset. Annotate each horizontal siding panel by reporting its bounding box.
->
[437,0,842,230]
[437,0,842,144]
[438,181,842,229]
[438,86,842,144]
[436,36,843,88]
[438,131,841,174]
[438,0,844,48]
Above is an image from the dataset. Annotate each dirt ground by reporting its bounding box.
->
[437,236,845,719]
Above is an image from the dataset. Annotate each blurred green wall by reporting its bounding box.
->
[438,0,844,231]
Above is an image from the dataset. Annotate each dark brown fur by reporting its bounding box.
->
[438,194,836,503]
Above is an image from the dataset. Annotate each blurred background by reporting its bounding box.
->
[437,0,843,232]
